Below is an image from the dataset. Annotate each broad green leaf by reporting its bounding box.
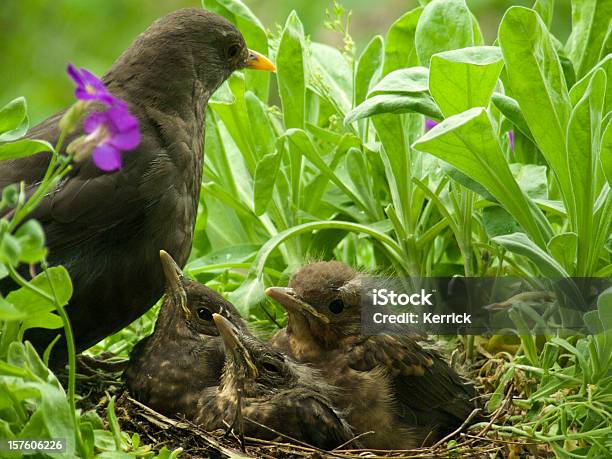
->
[567,69,606,275]
[499,7,573,216]
[15,220,47,263]
[492,232,570,277]
[602,116,612,185]
[415,0,477,66]
[203,0,270,100]
[510,163,548,199]
[368,67,429,96]
[491,93,534,140]
[413,108,552,247]
[429,46,503,116]
[547,232,578,272]
[533,0,554,28]
[253,149,281,216]
[186,244,259,274]
[345,93,443,125]
[210,73,258,173]
[0,138,52,161]
[565,0,612,78]
[277,11,306,129]
[483,206,522,238]
[383,8,422,75]
[245,91,276,159]
[284,129,366,210]
[354,35,384,105]
[310,43,353,113]
[570,54,611,114]
[6,267,73,318]
[0,97,27,136]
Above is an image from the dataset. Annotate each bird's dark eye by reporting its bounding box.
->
[197,307,213,321]
[328,299,345,314]
[262,361,280,373]
[227,44,241,58]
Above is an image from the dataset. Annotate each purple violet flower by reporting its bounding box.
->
[65,64,140,172]
[67,63,117,106]
[508,130,515,150]
[425,119,438,131]
[83,104,140,171]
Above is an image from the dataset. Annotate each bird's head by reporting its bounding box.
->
[108,8,275,106]
[213,313,316,397]
[157,250,245,340]
[266,261,364,346]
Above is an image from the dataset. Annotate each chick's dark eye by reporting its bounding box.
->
[197,307,213,321]
[328,299,344,314]
[262,361,280,373]
[227,44,241,58]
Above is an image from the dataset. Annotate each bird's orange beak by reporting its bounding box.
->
[265,287,330,324]
[246,49,276,72]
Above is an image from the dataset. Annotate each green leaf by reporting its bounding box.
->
[565,0,612,78]
[203,0,270,100]
[510,163,548,199]
[570,54,611,114]
[6,266,73,319]
[310,43,353,113]
[567,69,606,275]
[383,8,422,75]
[415,0,477,66]
[601,115,612,186]
[547,232,578,272]
[491,93,534,140]
[277,11,306,129]
[354,35,384,105]
[0,138,53,161]
[483,206,522,238]
[253,149,281,216]
[15,220,47,263]
[0,97,27,136]
[429,46,503,116]
[368,67,429,96]
[499,7,573,216]
[413,107,552,247]
[492,232,570,277]
[533,0,554,28]
[345,93,443,125]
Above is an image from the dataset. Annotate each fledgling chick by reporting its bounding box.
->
[124,250,245,418]
[196,314,357,451]
[266,261,478,448]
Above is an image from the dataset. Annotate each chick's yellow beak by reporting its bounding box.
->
[246,49,276,72]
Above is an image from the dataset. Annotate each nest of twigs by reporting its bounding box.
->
[74,349,554,459]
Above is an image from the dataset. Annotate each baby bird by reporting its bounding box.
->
[266,261,477,448]
[196,314,356,451]
[124,250,245,418]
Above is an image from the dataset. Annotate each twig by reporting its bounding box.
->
[431,408,482,449]
[333,430,374,450]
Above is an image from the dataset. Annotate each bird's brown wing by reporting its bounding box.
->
[345,334,434,377]
[269,390,355,450]
[345,335,476,431]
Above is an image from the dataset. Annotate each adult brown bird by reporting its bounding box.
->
[196,313,356,451]
[0,9,275,361]
[124,250,246,418]
[266,261,478,449]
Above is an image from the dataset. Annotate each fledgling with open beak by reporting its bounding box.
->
[266,261,478,449]
[196,314,357,451]
[124,250,246,418]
